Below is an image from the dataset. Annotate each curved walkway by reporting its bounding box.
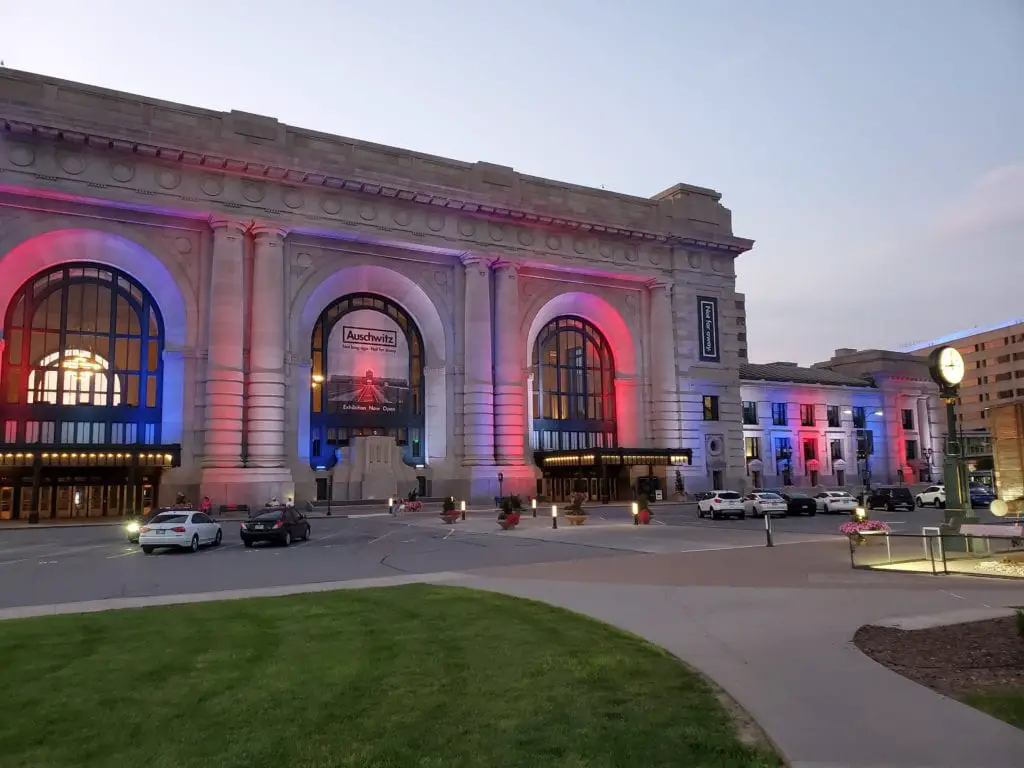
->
[465,542,1024,768]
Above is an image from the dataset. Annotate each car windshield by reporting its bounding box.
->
[150,514,188,524]
[717,492,741,500]
[250,510,284,521]
[759,493,782,500]
[829,492,852,498]
[789,494,810,499]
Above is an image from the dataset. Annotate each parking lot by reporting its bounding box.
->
[0,501,989,611]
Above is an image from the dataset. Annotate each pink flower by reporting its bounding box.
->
[839,520,890,535]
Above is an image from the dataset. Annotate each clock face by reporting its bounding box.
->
[937,346,965,386]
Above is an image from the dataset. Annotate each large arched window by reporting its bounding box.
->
[310,293,425,467]
[531,316,617,451]
[1,263,164,445]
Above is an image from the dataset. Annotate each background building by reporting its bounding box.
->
[0,68,761,517]
[739,350,942,489]
[904,319,1024,477]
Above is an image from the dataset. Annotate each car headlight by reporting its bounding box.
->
[126,522,140,533]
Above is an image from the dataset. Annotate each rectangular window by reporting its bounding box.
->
[111,423,124,444]
[2,420,15,443]
[41,421,54,443]
[144,423,156,445]
[60,422,75,443]
[852,406,866,429]
[857,429,874,457]
[905,439,918,461]
[772,402,787,426]
[93,422,106,444]
[995,372,1012,382]
[744,436,761,459]
[24,421,40,443]
[800,404,815,427]
[803,439,817,461]
[830,439,843,461]
[901,409,914,430]
[741,400,758,425]
[125,423,137,443]
[827,405,840,428]
[703,395,719,421]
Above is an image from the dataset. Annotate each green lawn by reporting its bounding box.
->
[0,585,778,768]
[962,689,1024,730]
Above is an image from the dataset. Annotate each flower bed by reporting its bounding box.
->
[839,520,890,536]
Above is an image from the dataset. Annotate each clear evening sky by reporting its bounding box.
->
[2,0,1021,365]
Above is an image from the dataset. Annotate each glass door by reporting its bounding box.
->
[0,485,13,520]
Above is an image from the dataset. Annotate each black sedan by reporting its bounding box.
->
[240,507,311,547]
[764,489,816,516]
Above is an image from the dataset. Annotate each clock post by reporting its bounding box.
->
[927,346,972,524]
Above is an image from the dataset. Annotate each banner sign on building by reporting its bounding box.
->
[697,296,720,362]
[325,309,410,418]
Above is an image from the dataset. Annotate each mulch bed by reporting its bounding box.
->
[854,616,1024,697]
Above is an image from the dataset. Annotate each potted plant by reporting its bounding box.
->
[440,497,460,524]
[637,494,652,525]
[565,492,588,526]
[839,512,890,545]
[497,498,521,530]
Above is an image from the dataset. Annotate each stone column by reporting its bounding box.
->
[461,255,495,465]
[247,226,288,468]
[648,280,680,448]
[493,261,525,465]
[203,218,247,467]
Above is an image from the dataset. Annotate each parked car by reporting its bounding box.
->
[697,491,745,520]
[865,486,915,511]
[969,484,996,509]
[764,489,816,516]
[743,492,788,518]
[916,485,945,508]
[240,506,311,547]
[815,491,858,515]
[124,509,160,543]
[139,511,222,554]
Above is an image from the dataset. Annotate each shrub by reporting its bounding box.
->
[509,494,523,512]
[442,497,457,513]
[566,492,588,515]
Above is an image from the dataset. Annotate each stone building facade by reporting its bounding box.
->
[0,69,758,516]
[738,350,944,490]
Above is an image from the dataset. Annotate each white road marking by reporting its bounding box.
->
[367,531,395,545]
[105,550,140,559]
[401,539,417,543]
[443,530,456,540]
[654,520,667,526]
[0,558,27,566]
[38,560,58,565]
[345,512,391,519]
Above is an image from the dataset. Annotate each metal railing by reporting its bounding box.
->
[849,527,1024,579]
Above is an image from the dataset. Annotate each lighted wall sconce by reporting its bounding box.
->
[312,374,325,386]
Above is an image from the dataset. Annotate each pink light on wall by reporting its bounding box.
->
[524,290,641,447]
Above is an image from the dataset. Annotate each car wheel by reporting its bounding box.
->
[213,529,222,546]
[809,509,816,516]
[281,531,292,547]
[823,504,830,514]
[886,502,895,512]
[303,524,311,541]
[189,535,199,553]
[698,507,704,519]
[916,497,923,507]
[142,546,154,555]
[711,509,720,520]
[243,539,254,548]
[937,499,945,509]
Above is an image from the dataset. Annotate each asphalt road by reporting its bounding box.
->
[0,501,1003,611]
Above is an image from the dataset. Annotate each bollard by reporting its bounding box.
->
[764,509,774,547]
[631,501,639,526]
[460,500,466,521]
[532,498,537,518]
[551,504,558,529]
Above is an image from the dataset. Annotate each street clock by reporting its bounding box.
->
[928,345,965,390]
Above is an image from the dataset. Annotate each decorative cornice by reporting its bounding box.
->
[208,216,250,235]
[1,117,754,255]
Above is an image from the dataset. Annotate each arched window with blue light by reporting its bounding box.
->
[309,293,425,468]
[1,263,164,446]
[531,316,617,451]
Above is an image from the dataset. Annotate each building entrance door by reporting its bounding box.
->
[0,484,13,520]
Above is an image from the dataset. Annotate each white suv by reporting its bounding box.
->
[697,491,745,520]
[916,485,945,508]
